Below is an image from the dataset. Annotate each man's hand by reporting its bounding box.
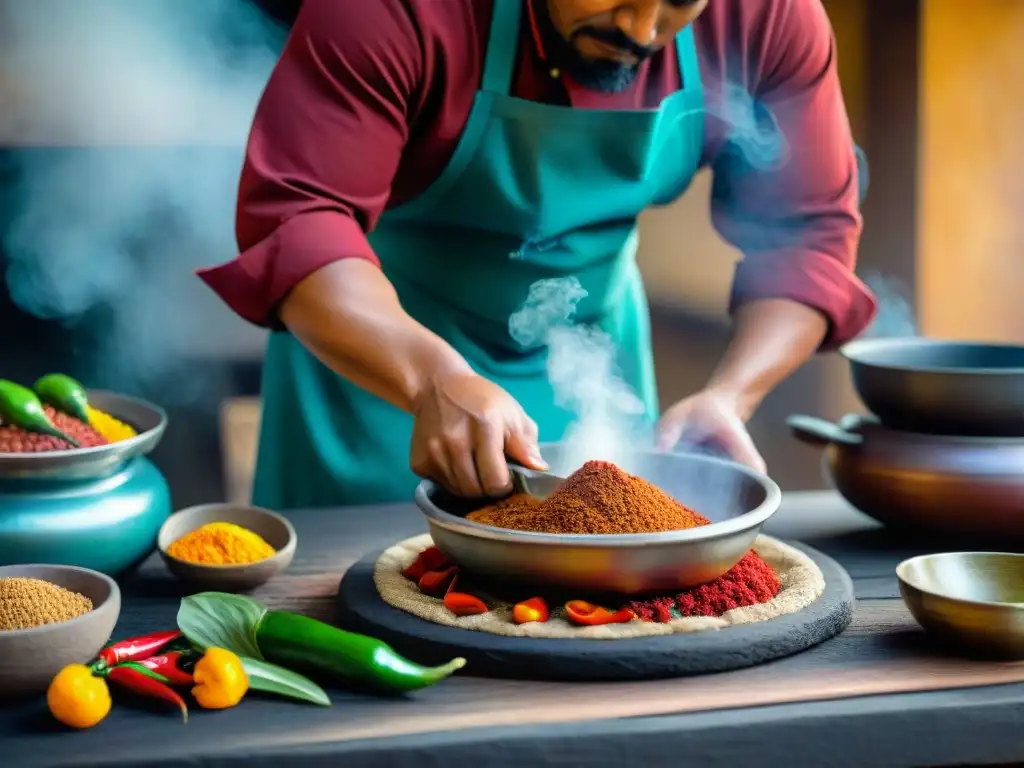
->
[655,389,766,474]
[410,371,547,498]
[653,298,829,475]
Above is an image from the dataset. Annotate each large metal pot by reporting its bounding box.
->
[788,413,1024,539]
[841,338,1024,436]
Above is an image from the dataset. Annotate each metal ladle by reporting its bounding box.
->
[507,461,566,500]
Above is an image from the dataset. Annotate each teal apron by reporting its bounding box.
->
[253,0,705,508]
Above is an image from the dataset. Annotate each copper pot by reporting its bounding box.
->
[788,414,1024,539]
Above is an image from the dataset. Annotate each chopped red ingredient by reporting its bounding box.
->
[402,559,428,582]
[627,551,782,622]
[564,600,634,627]
[512,597,549,625]
[402,546,452,581]
[444,592,488,617]
[419,546,451,571]
[418,566,457,597]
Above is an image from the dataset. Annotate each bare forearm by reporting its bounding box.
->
[279,260,472,413]
[706,298,828,420]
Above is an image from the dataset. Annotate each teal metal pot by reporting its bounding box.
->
[0,392,171,576]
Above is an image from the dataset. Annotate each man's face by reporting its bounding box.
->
[541,0,709,92]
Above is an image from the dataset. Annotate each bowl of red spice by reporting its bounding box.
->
[414,446,782,596]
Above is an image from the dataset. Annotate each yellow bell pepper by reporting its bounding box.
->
[47,664,112,729]
[191,647,248,709]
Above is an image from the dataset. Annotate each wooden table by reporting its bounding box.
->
[4,492,1024,768]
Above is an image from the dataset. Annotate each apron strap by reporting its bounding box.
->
[481,0,523,95]
[675,24,703,98]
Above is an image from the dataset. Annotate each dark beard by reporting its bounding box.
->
[532,0,654,93]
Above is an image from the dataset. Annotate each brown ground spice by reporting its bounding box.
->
[0,577,94,630]
[467,460,710,534]
[0,407,109,453]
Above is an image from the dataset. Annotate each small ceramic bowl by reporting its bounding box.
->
[897,551,1024,659]
[0,564,121,698]
[157,503,296,592]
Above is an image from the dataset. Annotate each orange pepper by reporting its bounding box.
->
[444,592,488,616]
[191,648,248,710]
[564,600,634,626]
[47,664,112,729]
[512,597,549,625]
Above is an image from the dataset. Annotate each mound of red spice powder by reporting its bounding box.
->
[467,460,710,534]
[0,407,109,453]
[627,551,782,622]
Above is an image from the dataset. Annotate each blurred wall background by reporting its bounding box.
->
[1,1,1020,507]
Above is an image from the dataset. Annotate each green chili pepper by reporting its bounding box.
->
[0,380,80,447]
[255,611,466,694]
[33,373,90,423]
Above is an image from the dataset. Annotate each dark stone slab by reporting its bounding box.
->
[336,543,854,681]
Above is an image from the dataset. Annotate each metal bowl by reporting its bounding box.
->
[842,337,1024,436]
[0,390,167,480]
[897,552,1024,659]
[413,445,782,596]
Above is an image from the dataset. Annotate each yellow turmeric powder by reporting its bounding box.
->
[86,406,138,443]
[167,522,276,566]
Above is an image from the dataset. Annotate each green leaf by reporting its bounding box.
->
[176,592,265,659]
[241,656,331,707]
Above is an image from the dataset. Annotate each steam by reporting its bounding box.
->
[711,82,790,172]
[859,269,919,339]
[509,277,648,474]
[0,0,284,402]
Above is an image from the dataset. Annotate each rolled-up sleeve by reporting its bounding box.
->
[711,0,877,349]
[197,0,423,327]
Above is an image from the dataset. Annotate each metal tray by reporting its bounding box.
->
[0,390,168,480]
[414,445,782,596]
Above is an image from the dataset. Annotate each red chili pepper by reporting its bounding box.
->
[512,597,549,624]
[106,663,189,723]
[654,604,674,624]
[564,600,634,627]
[402,546,451,581]
[96,631,182,667]
[137,651,194,687]
[444,592,488,617]
[418,566,457,597]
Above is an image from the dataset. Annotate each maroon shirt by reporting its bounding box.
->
[198,0,877,348]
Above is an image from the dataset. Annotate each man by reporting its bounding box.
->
[199,0,877,509]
